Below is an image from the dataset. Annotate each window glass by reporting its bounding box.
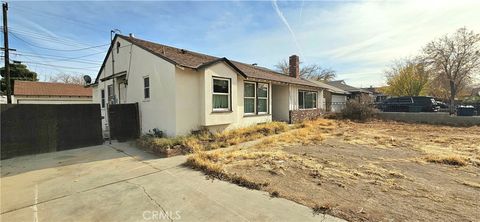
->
[298,91,317,109]
[144,77,150,99]
[213,78,230,110]
[244,98,255,113]
[298,91,304,109]
[257,83,268,97]
[258,98,267,113]
[107,84,114,104]
[213,79,229,93]
[213,95,229,109]
[257,83,268,113]
[244,83,255,97]
[305,92,312,108]
[101,90,105,108]
[244,82,256,114]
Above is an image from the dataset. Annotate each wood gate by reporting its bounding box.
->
[1,104,103,159]
[108,103,140,141]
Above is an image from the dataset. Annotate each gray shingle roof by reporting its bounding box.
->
[326,80,370,93]
[308,80,350,95]
[115,35,320,88]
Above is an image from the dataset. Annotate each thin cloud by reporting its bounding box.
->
[271,0,303,58]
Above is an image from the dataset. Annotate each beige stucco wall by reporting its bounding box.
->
[175,67,202,135]
[92,37,177,136]
[14,96,92,104]
[272,84,290,122]
[93,39,322,137]
[199,63,272,133]
[202,63,238,126]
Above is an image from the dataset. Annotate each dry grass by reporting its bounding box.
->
[186,118,339,188]
[137,121,290,156]
[424,154,468,166]
[330,120,480,166]
[185,118,480,221]
[185,151,268,189]
[457,180,480,189]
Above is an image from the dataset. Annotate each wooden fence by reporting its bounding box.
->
[1,104,103,159]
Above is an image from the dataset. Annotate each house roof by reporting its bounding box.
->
[308,80,350,95]
[14,81,92,97]
[94,34,320,88]
[361,86,387,95]
[326,80,371,93]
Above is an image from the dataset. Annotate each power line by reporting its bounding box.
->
[10,32,109,52]
[7,27,108,49]
[11,51,105,61]
[7,54,101,65]
[18,60,99,70]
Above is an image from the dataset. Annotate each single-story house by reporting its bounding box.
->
[326,80,372,102]
[13,80,92,104]
[309,80,350,112]
[91,34,326,137]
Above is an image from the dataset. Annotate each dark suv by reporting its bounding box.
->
[380,96,439,112]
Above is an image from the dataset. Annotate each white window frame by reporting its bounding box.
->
[298,90,318,110]
[244,81,256,115]
[212,77,231,112]
[143,76,150,100]
[257,83,269,115]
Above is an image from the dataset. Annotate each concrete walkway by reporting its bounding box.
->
[1,142,345,222]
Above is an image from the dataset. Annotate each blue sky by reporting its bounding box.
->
[3,0,480,87]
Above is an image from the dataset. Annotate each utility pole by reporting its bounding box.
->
[3,2,11,104]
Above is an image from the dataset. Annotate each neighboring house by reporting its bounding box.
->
[326,80,372,101]
[91,34,325,137]
[309,80,349,112]
[362,86,388,104]
[13,81,92,104]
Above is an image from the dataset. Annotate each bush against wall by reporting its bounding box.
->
[340,96,378,121]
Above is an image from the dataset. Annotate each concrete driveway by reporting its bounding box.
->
[1,142,344,222]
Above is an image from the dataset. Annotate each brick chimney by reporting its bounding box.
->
[289,55,299,78]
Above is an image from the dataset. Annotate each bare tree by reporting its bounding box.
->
[274,60,336,81]
[422,27,480,113]
[49,73,85,85]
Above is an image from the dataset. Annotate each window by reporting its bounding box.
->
[107,84,114,104]
[144,77,150,99]
[298,90,317,109]
[257,83,268,114]
[243,82,269,115]
[244,82,256,114]
[212,78,230,111]
[101,90,105,108]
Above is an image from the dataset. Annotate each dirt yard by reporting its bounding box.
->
[188,119,480,221]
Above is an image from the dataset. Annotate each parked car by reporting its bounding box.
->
[380,96,439,112]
